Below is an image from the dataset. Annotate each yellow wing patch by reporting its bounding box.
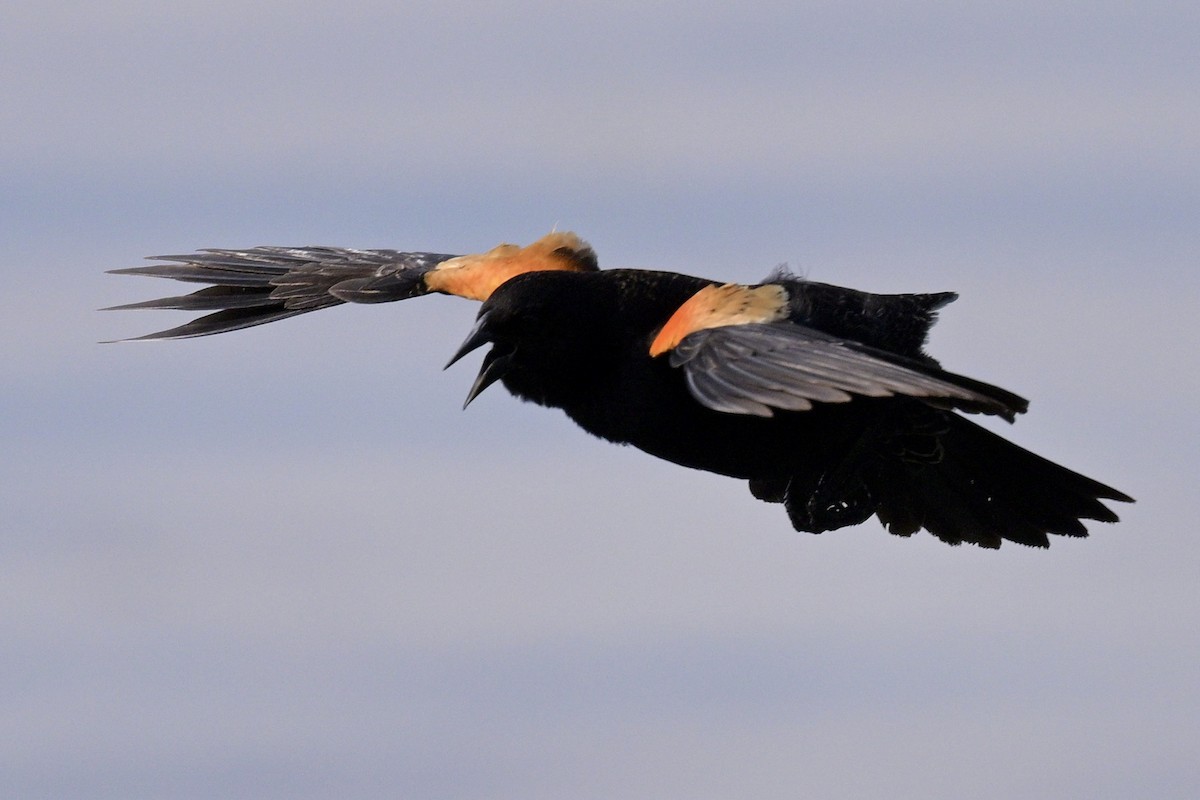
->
[424,231,596,301]
[649,283,789,357]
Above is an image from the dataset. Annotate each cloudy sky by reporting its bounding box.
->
[4,1,1198,797]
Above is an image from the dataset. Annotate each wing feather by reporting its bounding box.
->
[104,247,459,340]
[685,369,777,417]
[670,322,1027,420]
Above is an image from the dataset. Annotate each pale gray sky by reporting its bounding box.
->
[3,2,1198,798]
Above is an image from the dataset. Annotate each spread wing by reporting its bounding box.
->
[104,247,460,340]
[668,322,1029,421]
[105,232,598,341]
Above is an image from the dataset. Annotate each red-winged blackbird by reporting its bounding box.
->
[106,232,1132,548]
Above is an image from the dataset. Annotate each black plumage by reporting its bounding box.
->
[106,234,1132,548]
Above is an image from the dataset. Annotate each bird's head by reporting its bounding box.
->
[444,271,615,409]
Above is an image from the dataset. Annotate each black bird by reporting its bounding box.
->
[106,232,1132,548]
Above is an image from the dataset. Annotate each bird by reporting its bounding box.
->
[105,231,1132,548]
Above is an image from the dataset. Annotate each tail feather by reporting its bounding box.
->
[758,409,1132,548]
[875,415,1131,548]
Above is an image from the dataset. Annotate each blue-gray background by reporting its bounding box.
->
[5,2,1197,798]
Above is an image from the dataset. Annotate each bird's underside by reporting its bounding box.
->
[105,231,1132,548]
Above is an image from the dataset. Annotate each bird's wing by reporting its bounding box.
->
[103,247,459,340]
[104,232,597,341]
[667,321,1029,421]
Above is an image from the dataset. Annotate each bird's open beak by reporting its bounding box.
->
[445,311,513,408]
[445,311,494,369]
[462,347,513,408]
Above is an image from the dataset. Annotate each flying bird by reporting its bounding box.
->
[106,232,1132,548]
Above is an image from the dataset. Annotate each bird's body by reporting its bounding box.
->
[107,232,1132,548]
[466,268,911,476]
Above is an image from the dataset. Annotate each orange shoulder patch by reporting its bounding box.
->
[649,283,789,357]
[424,231,597,301]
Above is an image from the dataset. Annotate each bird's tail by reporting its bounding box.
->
[872,414,1133,548]
[103,247,459,340]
